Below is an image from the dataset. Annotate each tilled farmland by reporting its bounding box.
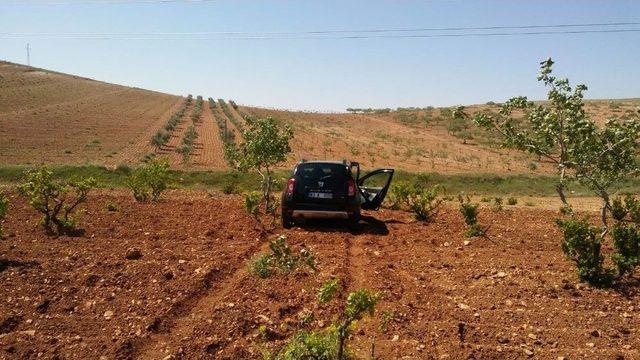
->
[0,190,638,359]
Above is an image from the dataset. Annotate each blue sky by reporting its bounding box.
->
[0,0,639,111]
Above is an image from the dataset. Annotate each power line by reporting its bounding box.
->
[2,21,639,37]
[1,0,217,4]
[1,28,639,40]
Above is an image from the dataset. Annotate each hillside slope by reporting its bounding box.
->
[243,98,639,174]
[1,61,637,173]
[0,61,180,166]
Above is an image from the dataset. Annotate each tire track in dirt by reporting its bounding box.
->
[134,228,269,358]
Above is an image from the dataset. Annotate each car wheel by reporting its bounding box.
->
[348,212,361,231]
[281,212,293,229]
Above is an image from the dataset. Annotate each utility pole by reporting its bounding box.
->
[26,43,30,66]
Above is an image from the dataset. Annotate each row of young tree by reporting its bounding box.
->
[218,98,245,133]
[209,97,235,146]
[150,96,192,151]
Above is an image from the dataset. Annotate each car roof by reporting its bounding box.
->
[298,160,350,165]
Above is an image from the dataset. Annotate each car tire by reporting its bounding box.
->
[281,212,293,229]
[348,212,361,231]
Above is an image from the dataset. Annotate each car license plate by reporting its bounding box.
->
[308,192,333,199]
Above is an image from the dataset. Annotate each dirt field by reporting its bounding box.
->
[0,61,180,166]
[1,190,638,359]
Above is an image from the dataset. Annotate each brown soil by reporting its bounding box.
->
[1,190,638,359]
[0,61,179,166]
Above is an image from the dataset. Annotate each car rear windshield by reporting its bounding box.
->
[296,163,349,188]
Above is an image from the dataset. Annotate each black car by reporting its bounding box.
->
[281,160,394,229]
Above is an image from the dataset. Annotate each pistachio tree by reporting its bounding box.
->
[473,58,640,236]
[224,116,293,218]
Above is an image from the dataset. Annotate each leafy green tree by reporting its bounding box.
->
[473,58,640,236]
[224,116,293,219]
[470,58,640,285]
[17,166,96,235]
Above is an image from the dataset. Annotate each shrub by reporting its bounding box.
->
[557,217,612,285]
[611,223,640,276]
[244,191,261,217]
[317,278,340,304]
[17,166,96,235]
[271,327,340,360]
[176,144,193,163]
[105,201,118,212]
[459,195,487,238]
[271,288,379,360]
[408,186,443,222]
[387,183,443,222]
[248,235,316,278]
[507,197,517,206]
[127,158,171,202]
[386,183,411,210]
[249,253,273,279]
[222,180,239,195]
[0,191,8,237]
[150,130,169,150]
[492,197,503,211]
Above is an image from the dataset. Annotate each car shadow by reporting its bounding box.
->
[293,214,389,235]
[0,259,40,273]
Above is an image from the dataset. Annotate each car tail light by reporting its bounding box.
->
[286,178,296,195]
[347,179,356,197]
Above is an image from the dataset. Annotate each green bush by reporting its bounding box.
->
[105,201,118,212]
[271,288,379,360]
[459,195,486,238]
[386,183,442,221]
[248,235,316,278]
[271,327,340,360]
[127,158,171,202]
[557,217,613,285]
[507,197,517,205]
[492,197,504,211]
[150,130,169,150]
[611,223,640,276]
[386,183,411,210]
[317,278,340,304]
[408,186,442,222]
[249,253,273,279]
[244,191,261,217]
[0,191,8,237]
[17,166,96,235]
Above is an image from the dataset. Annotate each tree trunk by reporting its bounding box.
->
[337,324,347,360]
[600,191,610,237]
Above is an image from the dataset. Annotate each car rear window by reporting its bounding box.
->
[296,163,349,187]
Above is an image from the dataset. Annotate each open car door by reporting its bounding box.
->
[357,169,394,210]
